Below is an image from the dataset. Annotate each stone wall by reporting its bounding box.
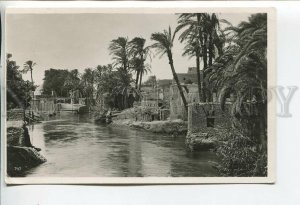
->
[188,102,232,133]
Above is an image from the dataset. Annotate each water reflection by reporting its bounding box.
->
[25,112,218,177]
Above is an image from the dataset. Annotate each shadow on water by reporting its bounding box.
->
[24,112,219,177]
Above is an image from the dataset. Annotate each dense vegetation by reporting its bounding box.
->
[6,54,34,109]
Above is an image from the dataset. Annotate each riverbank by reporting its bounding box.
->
[7,109,47,177]
[110,119,188,135]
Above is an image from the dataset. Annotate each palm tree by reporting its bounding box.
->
[150,26,188,112]
[205,13,224,67]
[23,60,36,89]
[176,13,204,101]
[129,37,152,90]
[81,68,95,105]
[109,37,130,72]
[64,69,81,96]
[206,13,267,149]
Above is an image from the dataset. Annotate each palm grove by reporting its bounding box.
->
[7,13,267,176]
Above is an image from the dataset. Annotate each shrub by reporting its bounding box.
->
[215,128,267,177]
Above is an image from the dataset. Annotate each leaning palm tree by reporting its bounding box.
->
[23,60,36,89]
[129,37,152,90]
[150,26,188,112]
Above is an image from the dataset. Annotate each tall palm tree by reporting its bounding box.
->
[129,37,152,90]
[176,13,204,101]
[109,37,130,72]
[150,26,188,112]
[205,13,224,67]
[23,60,36,89]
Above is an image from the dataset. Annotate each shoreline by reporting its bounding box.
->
[6,109,47,177]
[109,119,188,135]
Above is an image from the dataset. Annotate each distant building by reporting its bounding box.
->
[173,67,202,85]
[187,67,197,74]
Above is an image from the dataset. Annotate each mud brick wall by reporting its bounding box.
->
[188,103,232,133]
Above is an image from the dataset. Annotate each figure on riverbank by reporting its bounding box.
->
[22,124,41,152]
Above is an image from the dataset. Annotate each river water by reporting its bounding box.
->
[25,112,218,177]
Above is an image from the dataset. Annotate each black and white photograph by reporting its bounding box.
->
[4,7,275,184]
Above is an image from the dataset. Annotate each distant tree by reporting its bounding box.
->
[80,68,95,104]
[150,26,188,112]
[6,54,32,109]
[129,37,152,90]
[64,69,81,95]
[22,60,37,91]
[109,37,130,72]
[42,68,69,97]
[94,64,137,110]
[144,75,157,87]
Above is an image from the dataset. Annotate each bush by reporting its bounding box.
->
[215,128,267,177]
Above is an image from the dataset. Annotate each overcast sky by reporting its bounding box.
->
[6,12,254,86]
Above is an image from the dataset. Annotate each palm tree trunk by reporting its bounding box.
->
[208,34,214,102]
[168,52,188,112]
[135,70,140,89]
[209,34,213,67]
[196,52,202,102]
[30,69,33,87]
[139,70,143,91]
[202,34,208,102]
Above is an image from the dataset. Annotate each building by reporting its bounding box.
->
[170,67,202,120]
[157,79,172,104]
[172,67,201,85]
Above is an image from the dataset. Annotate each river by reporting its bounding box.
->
[25,112,218,177]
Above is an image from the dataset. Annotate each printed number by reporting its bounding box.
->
[14,167,22,171]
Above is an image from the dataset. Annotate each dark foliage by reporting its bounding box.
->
[6,54,33,109]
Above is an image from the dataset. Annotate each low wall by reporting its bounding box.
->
[186,102,232,151]
[188,102,232,133]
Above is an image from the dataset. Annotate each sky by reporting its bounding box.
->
[6,12,254,87]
